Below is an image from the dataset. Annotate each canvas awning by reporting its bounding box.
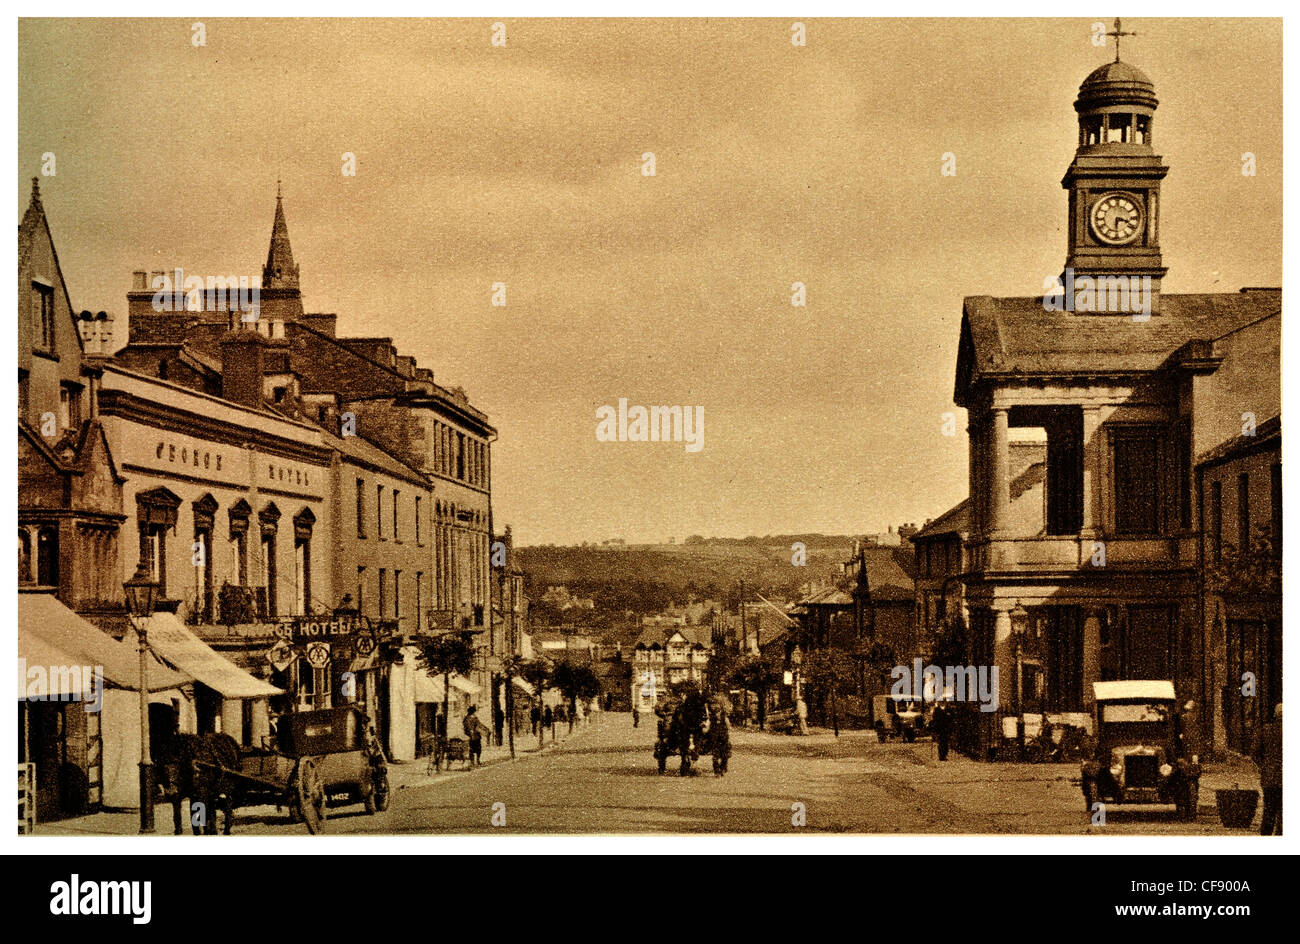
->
[450,675,479,695]
[137,612,281,699]
[18,592,189,694]
[414,672,478,703]
[511,676,536,696]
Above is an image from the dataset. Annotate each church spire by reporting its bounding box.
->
[263,183,299,290]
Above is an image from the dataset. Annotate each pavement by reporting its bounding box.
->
[27,714,1271,836]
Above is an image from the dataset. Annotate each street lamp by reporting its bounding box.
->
[124,562,158,834]
[791,645,808,736]
[1009,604,1030,753]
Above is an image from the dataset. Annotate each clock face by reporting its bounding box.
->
[1090,192,1143,245]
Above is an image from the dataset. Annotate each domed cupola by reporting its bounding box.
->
[1075,60,1159,151]
[1060,19,1168,313]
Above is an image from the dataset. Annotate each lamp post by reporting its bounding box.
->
[124,562,159,834]
[791,645,808,736]
[1010,604,1029,754]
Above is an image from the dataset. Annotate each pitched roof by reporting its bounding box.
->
[1196,414,1281,469]
[956,291,1281,405]
[913,499,970,540]
[634,624,711,649]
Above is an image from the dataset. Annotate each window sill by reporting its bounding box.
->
[32,348,59,362]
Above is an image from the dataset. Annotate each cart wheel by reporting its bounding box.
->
[294,758,327,834]
[364,763,390,814]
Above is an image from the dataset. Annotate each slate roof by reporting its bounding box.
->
[913,499,970,540]
[1196,415,1281,469]
[956,291,1281,405]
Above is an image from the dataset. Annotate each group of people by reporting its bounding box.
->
[529,703,579,734]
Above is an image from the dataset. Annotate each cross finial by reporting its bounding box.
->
[1106,17,1137,63]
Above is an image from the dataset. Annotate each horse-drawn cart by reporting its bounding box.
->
[653,691,731,777]
[168,704,388,835]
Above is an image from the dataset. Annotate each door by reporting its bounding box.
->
[1127,605,1174,680]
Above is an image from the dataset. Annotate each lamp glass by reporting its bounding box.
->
[124,564,158,619]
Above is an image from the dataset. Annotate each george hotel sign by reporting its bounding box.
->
[267,615,389,668]
[274,615,365,643]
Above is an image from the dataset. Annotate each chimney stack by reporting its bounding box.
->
[220,329,267,410]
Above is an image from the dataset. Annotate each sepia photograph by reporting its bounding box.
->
[11,12,1285,862]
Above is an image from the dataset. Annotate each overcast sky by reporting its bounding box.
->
[18,18,1282,546]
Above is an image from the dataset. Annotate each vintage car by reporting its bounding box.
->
[872,694,928,742]
[1080,681,1199,820]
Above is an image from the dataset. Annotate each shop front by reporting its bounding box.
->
[18,592,190,820]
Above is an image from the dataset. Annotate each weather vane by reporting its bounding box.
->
[1106,17,1137,63]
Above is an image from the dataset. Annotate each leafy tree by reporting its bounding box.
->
[1206,525,1281,597]
[931,617,968,668]
[729,654,782,729]
[803,647,856,736]
[516,657,555,749]
[553,662,600,733]
[415,631,476,760]
[862,641,898,691]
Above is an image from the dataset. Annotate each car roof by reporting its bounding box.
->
[1093,680,1177,701]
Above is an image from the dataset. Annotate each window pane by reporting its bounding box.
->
[1114,432,1158,533]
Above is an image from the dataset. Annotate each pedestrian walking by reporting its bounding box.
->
[1254,703,1282,835]
[633,705,641,728]
[932,701,954,761]
[463,705,485,766]
[543,705,553,730]
[1178,700,1203,765]
[493,705,505,746]
[530,705,540,735]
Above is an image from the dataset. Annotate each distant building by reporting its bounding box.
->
[631,624,711,710]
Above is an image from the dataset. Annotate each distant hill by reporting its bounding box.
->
[516,536,915,617]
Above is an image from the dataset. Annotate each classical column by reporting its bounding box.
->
[1081,406,1101,538]
[990,604,1016,754]
[220,697,242,740]
[250,698,270,748]
[990,407,1011,535]
[1082,608,1102,709]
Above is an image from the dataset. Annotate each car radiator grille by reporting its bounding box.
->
[1125,755,1159,788]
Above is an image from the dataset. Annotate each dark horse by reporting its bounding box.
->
[667,690,710,776]
[156,733,242,835]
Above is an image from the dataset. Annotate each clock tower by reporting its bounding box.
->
[1061,55,1168,310]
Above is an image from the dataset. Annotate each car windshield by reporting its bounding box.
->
[1101,702,1171,724]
